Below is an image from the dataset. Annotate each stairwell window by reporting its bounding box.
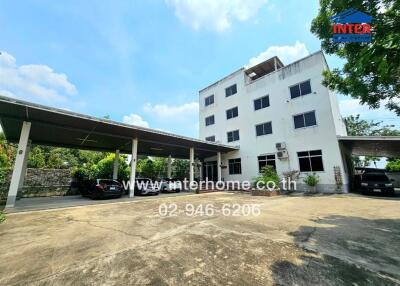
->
[225,84,237,97]
[293,111,316,129]
[290,80,312,99]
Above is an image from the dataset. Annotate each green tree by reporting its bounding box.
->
[90,154,129,181]
[386,159,400,171]
[28,146,46,168]
[172,159,189,180]
[254,165,280,188]
[0,132,16,168]
[311,0,400,115]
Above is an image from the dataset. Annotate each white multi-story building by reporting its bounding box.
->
[199,51,350,192]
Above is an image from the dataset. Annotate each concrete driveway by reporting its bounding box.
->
[0,193,399,285]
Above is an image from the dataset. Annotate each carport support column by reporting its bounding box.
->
[113,149,120,180]
[167,155,172,179]
[189,147,194,186]
[129,139,138,198]
[6,121,31,208]
[217,152,222,182]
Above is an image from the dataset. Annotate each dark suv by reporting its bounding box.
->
[360,173,395,196]
[81,179,124,199]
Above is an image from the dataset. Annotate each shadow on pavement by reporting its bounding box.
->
[272,215,400,285]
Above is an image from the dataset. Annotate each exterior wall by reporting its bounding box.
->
[199,52,348,192]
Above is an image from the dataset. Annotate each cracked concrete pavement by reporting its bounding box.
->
[0,192,399,285]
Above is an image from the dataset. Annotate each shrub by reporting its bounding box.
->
[386,160,400,172]
[303,173,320,186]
[0,211,5,224]
[71,167,90,181]
[91,154,130,181]
[254,165,280,190]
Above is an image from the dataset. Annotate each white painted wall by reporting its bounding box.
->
[199,52,349,192]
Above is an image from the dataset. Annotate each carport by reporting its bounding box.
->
[338,136,400,157]
[0,95,237,208]
[338,136,400,191]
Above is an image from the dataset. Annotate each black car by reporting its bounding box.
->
[360,173,395,196]
[81,179,124,199]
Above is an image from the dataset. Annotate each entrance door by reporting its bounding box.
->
[203,161,217,181]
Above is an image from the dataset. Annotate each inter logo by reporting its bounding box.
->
[331,8,372,43]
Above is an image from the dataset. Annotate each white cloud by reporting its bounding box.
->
[0,51,77,103]
[166,0,267,32]
[339,98,400,127]
[122,113,149,128]
[144,102,199,118]
[247,41,309,67]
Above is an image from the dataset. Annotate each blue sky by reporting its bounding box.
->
[0,0,398,138]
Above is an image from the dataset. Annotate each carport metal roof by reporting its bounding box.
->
[0,95,238,159]
[338,136,400,157]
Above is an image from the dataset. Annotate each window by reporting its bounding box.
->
[227,130,239,142]
[205,95,214,106]
[228,158,242,174]
[258,154,276,172]
[254,95,270,110]
[205,115,215,126]
[290,80,312,99]
[205,136,215,142]
[226,106,238,119]
[297,150,324,172]
[293,111,316,129]
[255,122,272,136]
[225,84,237,97]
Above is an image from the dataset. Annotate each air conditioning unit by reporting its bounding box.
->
[276,142,287,150]
[277,150,289,159]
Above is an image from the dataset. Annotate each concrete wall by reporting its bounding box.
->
[387,172,400,188]
[199,52,348,193]
[0,168,74,201]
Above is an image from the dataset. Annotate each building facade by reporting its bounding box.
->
[199,51,350,192]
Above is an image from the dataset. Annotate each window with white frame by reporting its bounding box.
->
[255,121,272,136]
[205,95,214,106]
[225,84,237,97]
[205,136,215,142]
[227,130,239,142]
[228,158,242,174]
[226,106,238,119]
[205,115,215,126]
[254,95,270,110]
[290,80,312,99]
[258,154,276,172]
[297,150,324,172]
[293,111,316,129]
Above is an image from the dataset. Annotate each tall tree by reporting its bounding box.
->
[311,0,400,115]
